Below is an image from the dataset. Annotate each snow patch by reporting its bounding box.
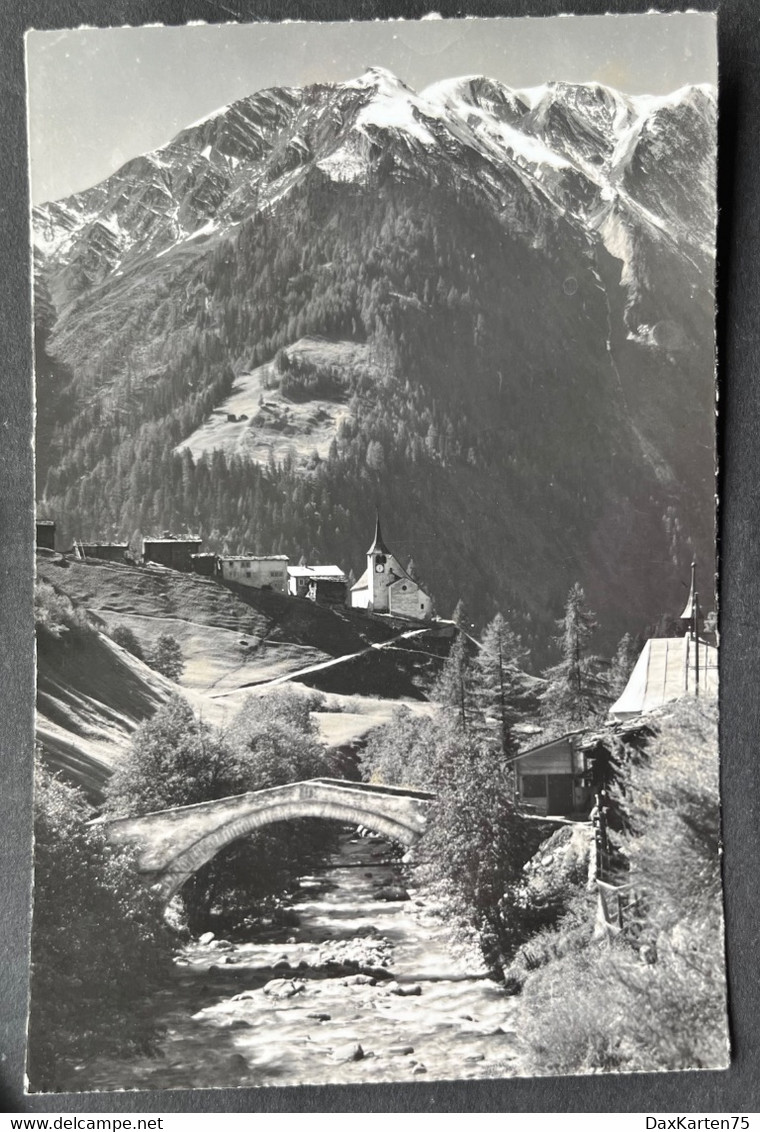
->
[357,93,436,147]
[317,146,368,184]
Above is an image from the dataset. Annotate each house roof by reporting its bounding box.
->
[288,565,347,580]
[79,542,128,549]
[610,635,718,720]
[143,536,201,545]
[219,554,289,563]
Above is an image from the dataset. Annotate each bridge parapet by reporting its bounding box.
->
[100,778,432,901]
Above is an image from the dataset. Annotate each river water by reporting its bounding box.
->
[77,831,521,1090]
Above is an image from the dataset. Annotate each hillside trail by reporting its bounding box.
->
[76,831,520,1091]
[209,625,433,698]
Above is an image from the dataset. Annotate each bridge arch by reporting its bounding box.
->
[102,778,433,901]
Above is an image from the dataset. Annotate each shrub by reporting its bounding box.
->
[28,762,172,1092]
[34,582,93,639]
[148,633,184,680]
[111,624,145,661]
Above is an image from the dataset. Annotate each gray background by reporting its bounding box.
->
[2,0,757,1113]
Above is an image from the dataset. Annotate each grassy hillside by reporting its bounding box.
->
[36,554,452,797]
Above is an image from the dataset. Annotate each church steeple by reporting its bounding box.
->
[367,510,390,556]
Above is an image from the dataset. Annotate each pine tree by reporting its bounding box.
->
[434,599,474,732]
[472,613,527,771]
[541,583,606,730]
[609,632,640,697]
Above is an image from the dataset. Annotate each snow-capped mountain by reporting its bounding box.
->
[33,69,717,653]
[34,68,715,319]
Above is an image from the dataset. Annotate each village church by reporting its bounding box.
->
[349,516,434,620]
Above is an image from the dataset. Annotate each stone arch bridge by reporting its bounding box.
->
[100,778,434,901]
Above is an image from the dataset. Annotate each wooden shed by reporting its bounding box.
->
[516,733,591,818]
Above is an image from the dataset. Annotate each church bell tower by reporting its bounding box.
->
[367,512,394,612]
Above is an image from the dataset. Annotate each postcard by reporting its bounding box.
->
[26,12,724,1093]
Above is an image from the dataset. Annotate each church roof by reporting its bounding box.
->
[367,513,391,555]
[610,635,718,720]
[351,568,369,592]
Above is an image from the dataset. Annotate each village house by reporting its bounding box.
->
[142,534,202,572]
[288,564,348,608]
[349,516,434,621]
[217,554,289,594]
[35,519,56,551]
[190,552,218,578]
[71,541,128,563]
[515,732,591,818]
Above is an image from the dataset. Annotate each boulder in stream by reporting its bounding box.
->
[262,978,304,999]
[375,885,410,902]
[335,1042,365,1063]
[388,982,422,997]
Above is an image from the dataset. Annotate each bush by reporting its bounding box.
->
[148,633,184,680]
[111,624,145,661]
[34,581,93,639]
[360,706,440,790]
[28,762,172,1092]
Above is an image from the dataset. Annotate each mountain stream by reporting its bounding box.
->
[77,831,521,1090]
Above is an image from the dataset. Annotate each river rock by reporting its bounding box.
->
[464,1053,485,1063]
[272,959,291,971]
[307,1011,331,1022]
[231,990,257,1001]
[375,885,410,902]
[390,982,422,997]
[341,973,376,986]
[336,1042,365,1062]
[228,1053,249,1072]
[198,931,215,945]
[412,1064,428,1074]
[262,978,304,999]
[229,1019,253,1029]
[388,1045,415,1055]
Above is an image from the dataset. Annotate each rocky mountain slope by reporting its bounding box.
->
[33,68,716,657]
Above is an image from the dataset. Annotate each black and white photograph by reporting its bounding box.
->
[25,11,725,1094]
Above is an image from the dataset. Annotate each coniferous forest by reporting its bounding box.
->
[36,169,713,660]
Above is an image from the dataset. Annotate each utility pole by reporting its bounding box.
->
[694,586,700,699]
